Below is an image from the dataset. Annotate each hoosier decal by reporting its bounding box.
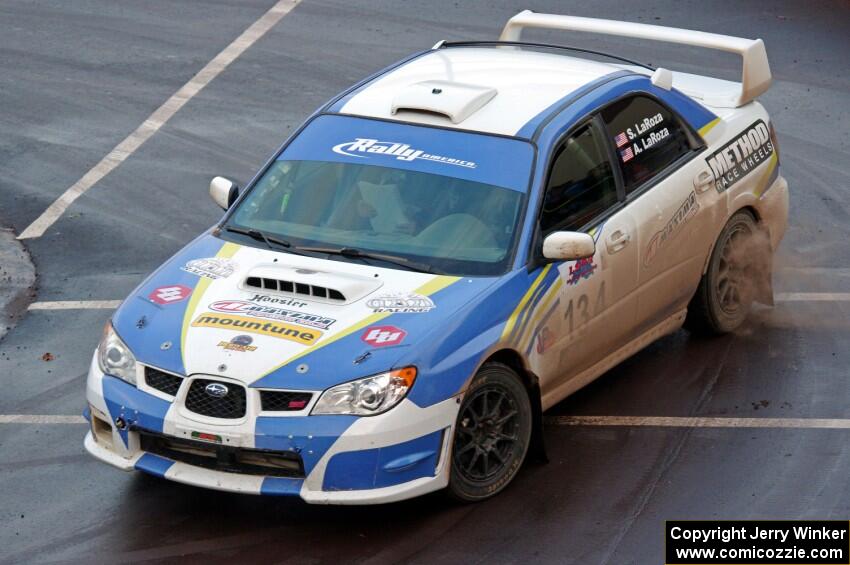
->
[191,313,321,345]
[705,120,774,193]
[644,191,700,267]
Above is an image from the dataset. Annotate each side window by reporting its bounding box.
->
[540,123,618,234]
[601,95,693,194]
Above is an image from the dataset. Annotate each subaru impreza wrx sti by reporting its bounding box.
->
[85,11,789,504]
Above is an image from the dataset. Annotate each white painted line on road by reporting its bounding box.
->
[547,415,850,429]
[775,292,850,302]
[26,293,850,312]
[18,0,301,240]
[3,414,849,429]
[29,300,121,310]
[0,415,87,424]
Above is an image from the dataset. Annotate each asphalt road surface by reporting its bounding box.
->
[1,1,849,563]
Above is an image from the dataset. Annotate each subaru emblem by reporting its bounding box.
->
[205,382,229,398]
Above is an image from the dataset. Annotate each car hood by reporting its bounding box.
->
[112,233,498,391]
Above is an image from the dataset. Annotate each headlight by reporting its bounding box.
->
[98,322,138,385]
[311,367,417,416]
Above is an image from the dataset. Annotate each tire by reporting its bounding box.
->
[447,362,532,502]
[686,211,760,335]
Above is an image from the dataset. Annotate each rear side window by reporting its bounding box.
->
[601,95,693,193]
[540,123,618,234]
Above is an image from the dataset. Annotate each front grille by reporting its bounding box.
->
[260,390,313,412]
[245,276,345,301]
[145,367,182,396]
[138,429,304,478]
[185,379,246,419]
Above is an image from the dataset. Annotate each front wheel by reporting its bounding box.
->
[447,362,532,502]
[686,211,761,335]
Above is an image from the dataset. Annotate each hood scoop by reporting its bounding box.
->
[242,265,383,305]
[391,80,497,124]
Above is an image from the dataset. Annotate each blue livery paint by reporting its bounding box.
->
[279,114,535,191]
[135,453,175,478]
[112,233,227,376]
[82,406,91,422]
[260,477,305,496]
[102,376,171,446]
[254,414,358,476]
[322,429,444,490]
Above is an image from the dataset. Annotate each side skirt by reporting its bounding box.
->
[541,309,687,410]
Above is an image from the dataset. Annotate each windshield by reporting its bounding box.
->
[224,115,534,275]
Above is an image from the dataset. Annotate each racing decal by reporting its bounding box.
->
[254,275,460,380]
[249,293,308,308]
[332,138,477,169]
[502,264,553,342]
[361,325,406,347]
[191,431,223,444]
[191,313,321,345]
[182,257,236,280]
[644,191,700,267]
[180,242,241,364]
[616,112,670,163]
[149,285,192,305]
[217,335,257,352]
[209,300,336,330]
[566,257,597,285]
[706,120,774,193]
[365,293,435,313]
[535,326,555,355]
[518,280,562,353]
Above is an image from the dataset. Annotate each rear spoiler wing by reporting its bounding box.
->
[499,10,771,108]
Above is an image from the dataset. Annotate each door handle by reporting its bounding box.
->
[693,169,714,193]
[606,229,631,253]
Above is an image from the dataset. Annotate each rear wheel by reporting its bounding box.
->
[687,211,760,334]
[447,362,532,502]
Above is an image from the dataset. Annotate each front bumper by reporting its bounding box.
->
[84,355,459,504]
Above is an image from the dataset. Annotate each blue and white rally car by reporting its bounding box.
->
[85,12,788,503]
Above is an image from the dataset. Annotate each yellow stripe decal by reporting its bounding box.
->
[516,278,563,349]
[698,117,721,138]
[754,152,779,198]
[180,242,241,366]
[256,275,461,378]
[501,264,552,341]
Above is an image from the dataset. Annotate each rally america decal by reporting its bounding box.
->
[182,257,236,280]
[705,120,774,193]
[209,300,336,330]
[644,191,700,267]
[332,139,477,169]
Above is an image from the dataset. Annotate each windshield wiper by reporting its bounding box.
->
[223,226,307,255]
[296,246,440,274]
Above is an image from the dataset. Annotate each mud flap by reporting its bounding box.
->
[753,226,775,306]
[529,378,548,464]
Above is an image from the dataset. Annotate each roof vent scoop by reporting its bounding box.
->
[391,80,497,124]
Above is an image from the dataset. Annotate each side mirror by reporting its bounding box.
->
[209,176,239,210]
[542,231,595,261]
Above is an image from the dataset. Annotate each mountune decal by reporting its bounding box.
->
[705,119,774,193]
[182,257,236,280]
[209,300,336,330]
[332,138,477,169]
[644,191,700,267]
[191,313,321,345]
[365,293,435,313]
